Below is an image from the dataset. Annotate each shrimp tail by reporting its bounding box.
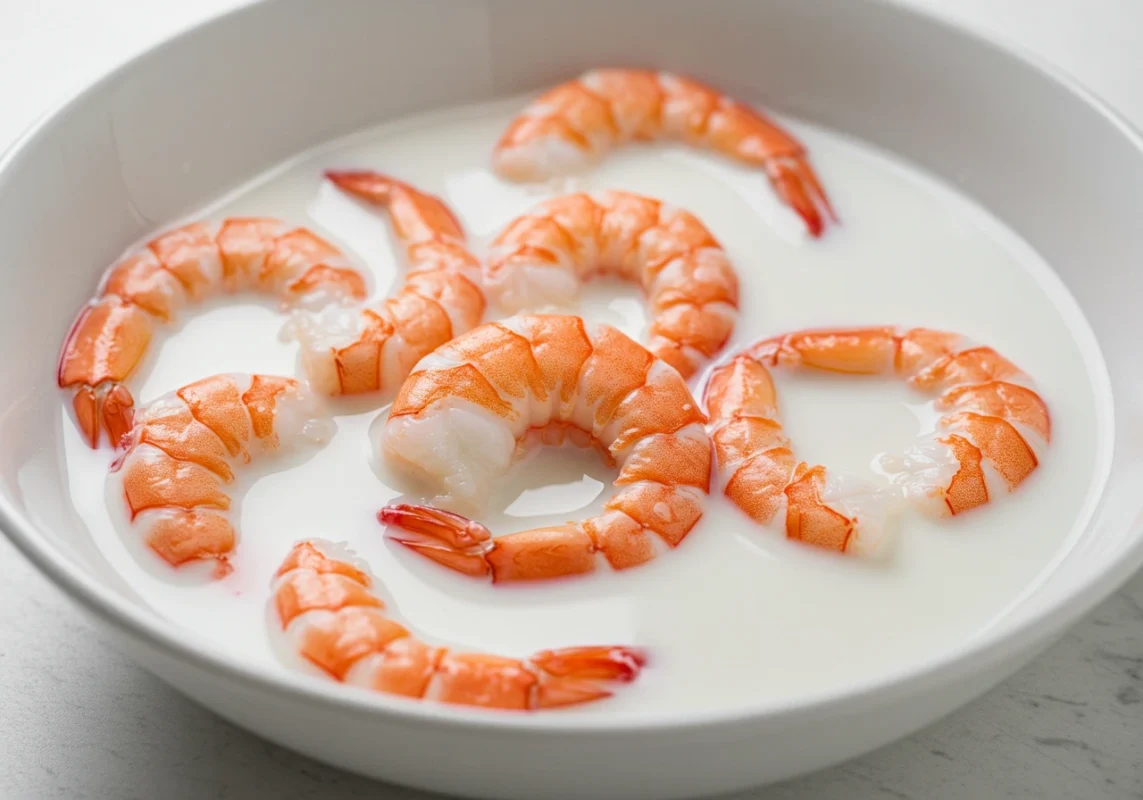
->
[102,384,136,447]
[530,645,648,709]
[532,645,647,682]
[323,170,399,205]
[325,169,467,240]
[72,388,102,449]
[72,383,136,449]
[766,156,837,238]
[377,503,493,578]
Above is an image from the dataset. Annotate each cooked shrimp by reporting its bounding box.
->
[493,68,835,237]
[378,314,711,583]
[285,171,485,396]
[273,540,645,710]
[110,374,333,576]
[58,220,367,448]
[704,327,1050,554]
[485,191,739,379]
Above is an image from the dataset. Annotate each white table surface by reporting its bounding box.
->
[2,1,1141,798]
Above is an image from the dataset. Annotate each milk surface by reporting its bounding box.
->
[61,97,1108,715]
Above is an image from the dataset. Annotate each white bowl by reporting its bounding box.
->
[3,1,1142,798]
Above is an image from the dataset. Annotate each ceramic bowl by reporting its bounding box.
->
[3,1,1143,798]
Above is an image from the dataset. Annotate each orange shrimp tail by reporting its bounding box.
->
[531,646,647,709]
[378,505,601,583]
[766,157,836,238]
[102,384,136,447]
[532,645,647,682]
[72,388,101,448]
[325,169,467,244]
[323,170,400,205]
[71,383,135,449]
[378,503,493,578]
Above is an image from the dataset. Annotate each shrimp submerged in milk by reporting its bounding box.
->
[286,171,485,396]
[59,220,367,447]
[379,314,712,583]
[273,541,645,710]
[704,327,1050,555]
[486,191,739,379]
[493,68,835,237]
[110,374,333,576]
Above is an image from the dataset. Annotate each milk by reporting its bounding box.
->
[61,96,1109,715]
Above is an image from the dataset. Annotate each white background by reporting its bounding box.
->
[1,1,1140,797]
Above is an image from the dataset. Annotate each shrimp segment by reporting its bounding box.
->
[493,69,835,237]
[273,541,646,710]
[286,171,485,396]
[705,327,1050,554]
[705,354,892,555]
[378,314,711,583]
[485,191,739,378]
[111,374,333,576]
[59,221,366,448]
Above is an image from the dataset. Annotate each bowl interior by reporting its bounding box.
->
[3,0,1143,719]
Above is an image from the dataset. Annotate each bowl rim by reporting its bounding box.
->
[3,0,1143,735]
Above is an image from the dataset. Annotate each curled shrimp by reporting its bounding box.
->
[485,191,739,379]
[493,68,835,237]
[273,540,646,710]
[378,314,711,583]
[703,327,1050,555]
[58,220,367,448]
[286,171,486,396]
[110,374,333,576]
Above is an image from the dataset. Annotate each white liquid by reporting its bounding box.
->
[61,97,1108,716]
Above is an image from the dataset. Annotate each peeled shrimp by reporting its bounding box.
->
[485,191,739,379]
[110,374,332,576]
[493,68,835,237]
[378,314,711,583]
[704,327,1050,555]
[58,220,367,448]
[287,171,485,396]
[273,540,645,710]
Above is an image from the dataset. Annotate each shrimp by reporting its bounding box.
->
[493,68,835,237]
[704,327,1050,554]
[58,219,367,448]
[110,374,333,577]
[286,171,485,396]
[377,314,712,583]
[273,540,646,710]
[485,191,739,379]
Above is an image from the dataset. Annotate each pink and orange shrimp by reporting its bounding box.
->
[273,540,645,710]
[287,171,485,396]
[58,220,367,448]
[704,327,1050,555]
[110,374,333,576]
[378,314,711,583]
[485,190,739,379]
[493,68,835,237]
